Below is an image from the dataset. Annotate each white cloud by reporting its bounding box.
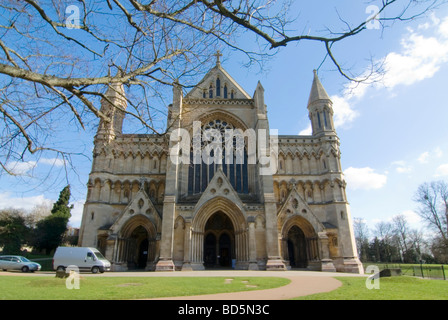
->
[0,192,82,228]
[435,163,448,177]
[382,32,448,88]
[344,167,387,190]
[330,95,359,128]
[298,124,312,135]
[418,147,443,164]
[392,161,413,174]
[5,161,37,175]
[0,192,52,211]
[39,158,65,167]
[382,16,448,89]
[69,200,84,228]
[417,151,430,164]
[400,210,423,226]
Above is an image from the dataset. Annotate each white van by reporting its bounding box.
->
[53,247,111,273]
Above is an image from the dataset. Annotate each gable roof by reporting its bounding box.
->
[185,64,252,100]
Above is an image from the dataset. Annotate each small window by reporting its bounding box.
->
[202,90,206,98]
[317,112,322,128]
[209,85,213,98]
[340,211,345,220]
[323,160,327,169]
[91,212,94,220]
[224,85,228,98]
[324,111,328,128]
[230,90,234,99]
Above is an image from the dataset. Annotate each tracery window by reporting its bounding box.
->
[188,119,249,195]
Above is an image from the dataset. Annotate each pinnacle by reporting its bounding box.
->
[307,70,331,106]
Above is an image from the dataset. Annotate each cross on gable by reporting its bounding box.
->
[213,50,222,65]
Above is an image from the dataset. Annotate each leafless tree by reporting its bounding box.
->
[414,181,448,247]
[354,217,370,261]
[0,0,445,183]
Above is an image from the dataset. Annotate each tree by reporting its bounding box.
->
[414,180,448,262]
[414,181,448,245]
[32,185,72,254]
[353,217,370,262]
[0,209,30,254]
[374,221,397,262]
[0,0,444,182]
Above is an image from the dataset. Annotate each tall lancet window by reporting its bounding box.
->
[224,85,228,98]
[323,111,328,128]
[317,112,322,128]
[216,77,221,97]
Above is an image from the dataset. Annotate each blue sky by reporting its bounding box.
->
[1,1,448,236]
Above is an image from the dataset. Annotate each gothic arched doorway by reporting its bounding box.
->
[203,211,235,268]
[280,215,321,270]
[116,215,157,271]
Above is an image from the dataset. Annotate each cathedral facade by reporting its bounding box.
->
[78,58,363,273]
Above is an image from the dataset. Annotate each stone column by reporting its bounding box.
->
[155,196,176,271]
[181,222,193,271]
[318,231,336,272]
[247,218,259,270]
[264,194,286,270]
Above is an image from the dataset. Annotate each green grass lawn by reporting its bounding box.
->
[295,276,448,300]
[0,276,290,300]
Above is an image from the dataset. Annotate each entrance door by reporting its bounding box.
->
[138,238,149,269]
[203,211,235,269]
[287,226,308,268]
[219,233,231,267]
[204,233,217,267]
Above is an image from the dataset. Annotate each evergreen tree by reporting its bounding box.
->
[0,209,29,254]
[33,186,72,255]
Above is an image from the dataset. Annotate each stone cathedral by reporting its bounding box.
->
[78,56,364,274]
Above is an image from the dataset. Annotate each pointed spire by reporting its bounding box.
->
[307,70,331,107]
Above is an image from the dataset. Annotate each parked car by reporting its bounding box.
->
[0,255,42,272]
[53,247,111,273]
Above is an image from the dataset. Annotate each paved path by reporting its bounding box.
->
[150,275,342,300]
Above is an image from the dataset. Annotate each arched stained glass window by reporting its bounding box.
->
[187,119,249,195]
